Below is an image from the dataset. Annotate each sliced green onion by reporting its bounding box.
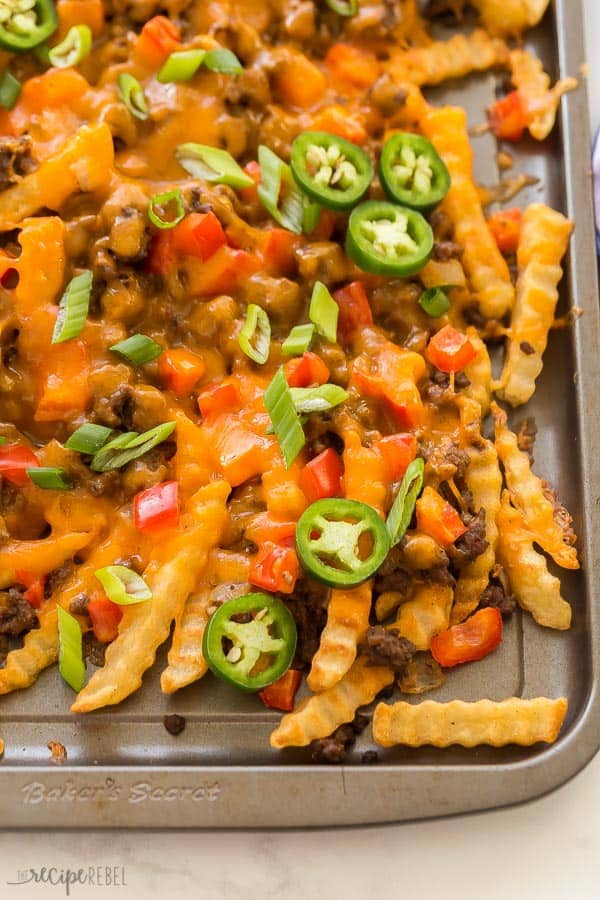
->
[94,565,152,605]
[203,48,243,75]
[386,457,425,547]
[26,467,72,490]
[419,286,453,318]
[157,48,206,83]
[148,189,185,230]
[52,270,92,344]
[0,436,7,446]
[175,143,254,189]
[65,423,113,454]
[258,145,304,235]
[48,24,92,68]
[309,281,339,343]
[289,384,349,415]
[324,0,358,14]
[110,334,162,366]
[117,73,148,121]
[0,71,21,110]
[282,323,315,356]
[238,304,271,365]
[264,367,306,468]
[90,421,176,472]
[302,198,322,235]
[57,606,85,692]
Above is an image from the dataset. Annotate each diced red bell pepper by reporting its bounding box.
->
[352,343,426,429]
[333,281,373,343]
[147,231,176,276]
[488,91,527,142]
[262,228,299,277]
[299,448,344,504]
[245,513,297,547]
[15,570,46,609]
[0,444,39,486]
[88,595,123,643]
[487,207,522,255]
[430,608,503,668]
[415,486,467,548]
[259,669,302,711]
[135,15,180,67]
[133,481,180,533]
[311,105,367,144]
[239,160,261,204]
[171,212,227,262]
[375,433,417,483]
[249,541,300,595]
[185,246,260,296]
[158,348,206,395]
[197,379,241,417]
[285,352,330,388]
[426,325,477,374]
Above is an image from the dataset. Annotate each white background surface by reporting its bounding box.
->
[2,3,600,897]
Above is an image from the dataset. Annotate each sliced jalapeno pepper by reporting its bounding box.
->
[346,200,433,277]
[202,593,297,692]
[380,133,450,211]
[0,0,57,52]
[295,498,390,588]
[291,131,373,211]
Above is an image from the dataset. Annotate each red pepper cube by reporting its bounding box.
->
[285,352,330,388]
[333,281,373,343]
[430,608,503,668]
[197,380,241,418]
[88,595,124,643]
[0,443,39,486]
[426,325,477,374]
[259,669,302,712]
[487,207,522,255]
[135,15,180,67]
[375,433,417,483]
[488,91,527,142]
[158,348,206,395]
[249,542,300,595]
[15,570,46,609]
[415,486,467,548]
[133,481,180,533]
[299,448,344,504]
[171,212,227,262]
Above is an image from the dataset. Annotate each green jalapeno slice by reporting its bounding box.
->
[202,593,297,691]
[345,200,433,277]
[0,0,57,51]
[380,133,450,211]
[291,131,373,211]
[295,498,390,588]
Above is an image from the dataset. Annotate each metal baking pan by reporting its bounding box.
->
[1,0,598,828]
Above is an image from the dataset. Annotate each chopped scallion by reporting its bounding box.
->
[419,286,453,318]
[57,606,86,692]
[257,145,304,235]
[324,0,358,14]
[264,367,305,468]
[94,565,152,605]
[118,73,148,121]
[309,281,339,343]
[65,424,112,455]
[386,458,425,547]
[289,384,348,414]
[51,270,92,344]
[26,467,72,490]
[148,189,185,230]
[203,48,243,75]
[90,422,177,472]
[302,198,322,236]
[175,143,254,189]
[48,24,92,68]
[238,304,271,365]
[110,334,162,366]
[0,71,21,110]
[282,323,315,356]
[157,48,206,83]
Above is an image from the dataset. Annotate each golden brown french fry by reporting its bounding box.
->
[72,481,230,713]
[496,492,571,629]
[462,329,493,416]
[510,49,577,140]
[389,583,453,650]
[497,204,573,405]
[271,656,394,749]
[389,29,509,86]
[469,0,550,35]
[0,532,93,582]
[452,439,502,624]
[373,696,567,747]
[493,403,578,569]
[0,604,58,695]
[0,123,114,228]
[0,738,4,758]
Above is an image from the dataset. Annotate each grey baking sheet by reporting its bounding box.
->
[1,0,599,828]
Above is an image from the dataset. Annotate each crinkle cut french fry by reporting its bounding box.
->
[420,104,514,319]
[469,0,550,35]
[0,738,4,757]
[509,49,577,141]
[0,123,114,229]
[497,204,573,406]
[461,328,493,416]
[307,430,386,693]
[0,531,93,581]
[493,403,578,570]
[389,29,509,87]
[0,604,58,695]
[451,439,502,624]
[71,481,230,713]
[388,583,453,651]
[373,696,568,748]
[271,656,394,749]
[496,491,571,630]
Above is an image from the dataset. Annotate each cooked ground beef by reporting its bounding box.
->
[361,750,379,764]
[374,547,412,595]
[0,589,38,635]
[362,626,416,672]
[423,369,471,403]
[429,207,454,241]
[283,578,329,668]
[163,714,186,736]
[450,509,488,567]
[516,417,537,462]
[541,480,577,546]
[433,240,463,261]
[462,304,486,329]
[520,340,535,355]
[83,632,107,667]
[479,581,517,617]
[46,564,72,598]
[69,593,91,617]
[423,438,470,483]
[0,634,9,666]
[422,563,456,587]
[310,712,369,764]
[0,135,35,191]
